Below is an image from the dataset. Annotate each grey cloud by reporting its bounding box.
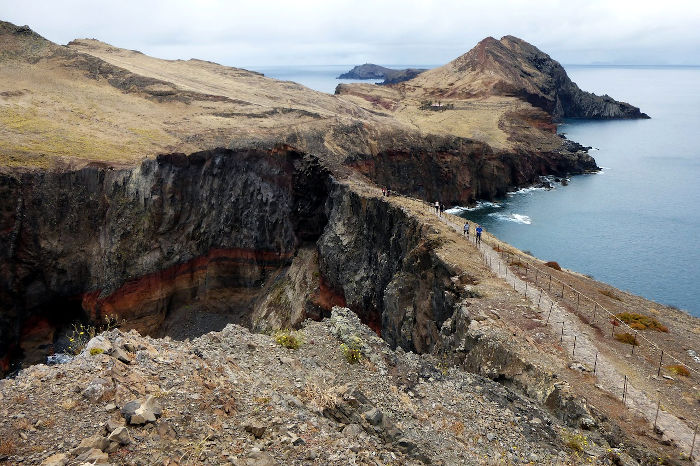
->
[2,0,699,66]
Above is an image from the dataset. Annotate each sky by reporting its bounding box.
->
[3,0,700,67]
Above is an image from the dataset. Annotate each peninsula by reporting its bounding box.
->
[2,20,696,466]
[337,63,427,84]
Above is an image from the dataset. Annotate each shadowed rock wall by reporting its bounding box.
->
[0,147,331,371]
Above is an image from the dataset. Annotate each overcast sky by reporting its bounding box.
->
[3,0,700,67]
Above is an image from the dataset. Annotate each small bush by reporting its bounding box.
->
[509,260,526,268]
[599,289,622,301]
[450,421,465,437]
[89,347,104,355]
[67,314,122,355]
[0,439,16,457]
[616,312,668,332]
[341,336,364,364]
[545,261,561,271]
[274,329,302,350]
[562,431,588,453]
[614,332,638,346]
[666,364,690,377]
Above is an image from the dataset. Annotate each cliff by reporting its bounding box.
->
[337,64,427,84]
[3,21,691,464]
[1,21,596,205]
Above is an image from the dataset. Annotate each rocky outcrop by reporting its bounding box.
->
[337,64,427,84]
[344,136,597,205]
[435,35,649,120]
[0,147,332,371]
[318,186,464,352]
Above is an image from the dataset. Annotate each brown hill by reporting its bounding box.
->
[409,35,649,119]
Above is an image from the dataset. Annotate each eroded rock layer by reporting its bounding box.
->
[0,147,331,369]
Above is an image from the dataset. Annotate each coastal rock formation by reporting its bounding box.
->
[420,35,650,120]
[337,63,427,84]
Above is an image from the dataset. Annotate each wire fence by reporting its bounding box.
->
[412,199,699,460]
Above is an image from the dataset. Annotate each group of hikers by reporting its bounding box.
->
[381,186,392,197]
[433,200,482,244]
[463,220,483,245]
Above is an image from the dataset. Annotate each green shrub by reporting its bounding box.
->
[341,336,364,364]
[89,347,104,356]
[666,364,690,377]
[616,312,668,332]
[614,332,638,346]
[562,431,588,453]
[67,314,122,355]
[274,329,302,350]
[599,289,622,301]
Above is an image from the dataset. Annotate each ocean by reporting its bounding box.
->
[253,64,700,317]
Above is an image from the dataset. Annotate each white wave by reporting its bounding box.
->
[445,201,502,214]
[507,186,547,196]
[488,212,532,224]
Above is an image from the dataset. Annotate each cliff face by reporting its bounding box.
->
[0,148,332,370]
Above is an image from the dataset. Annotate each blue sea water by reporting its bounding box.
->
[254,64,700,316]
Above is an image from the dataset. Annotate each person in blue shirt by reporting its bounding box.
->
[476,225,483,244]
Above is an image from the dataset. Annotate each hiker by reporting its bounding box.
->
[386,184,391,197]
[439,203,444,217]
[381,187,386,196]
[463,222,469,239]
[434,200,440,214]
[476,225,483,245]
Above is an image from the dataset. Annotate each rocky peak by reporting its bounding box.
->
[425,35,650,120]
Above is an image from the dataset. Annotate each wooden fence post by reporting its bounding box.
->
[593,352,598,374]
[653,399,660,432]
[657,351,664,377]
[560,322,565,343]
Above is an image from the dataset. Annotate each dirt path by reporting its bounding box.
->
[434,212,699,464]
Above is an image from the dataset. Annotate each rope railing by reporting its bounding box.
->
[393,197,698,458]
[431,204,700,380]
[383,195,699,458]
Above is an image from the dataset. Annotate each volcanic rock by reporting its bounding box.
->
[337,63,427,84]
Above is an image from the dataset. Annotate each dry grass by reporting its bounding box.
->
[60,399,77,410]
[450,421,465,437]
[12,418,31,431]
[599,289,622,301]
[665,364,690,377]
[297,381,339,411]
[0,439,16,457]
[544,261,561,271]
[615,312,668,332]
[614,332,639,346]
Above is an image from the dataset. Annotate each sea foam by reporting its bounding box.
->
[488,212,532,224]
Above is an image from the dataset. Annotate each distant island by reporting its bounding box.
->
[337,63,427,84]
